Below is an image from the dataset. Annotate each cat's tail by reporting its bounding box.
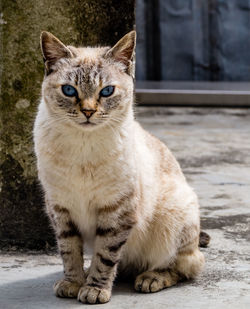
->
[199,231,211,247]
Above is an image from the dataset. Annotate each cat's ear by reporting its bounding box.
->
[40,31,73,73]
[105,31,136,76]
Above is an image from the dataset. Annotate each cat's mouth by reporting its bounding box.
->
[78,121,96,126]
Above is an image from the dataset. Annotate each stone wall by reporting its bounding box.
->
[0,0,135,250]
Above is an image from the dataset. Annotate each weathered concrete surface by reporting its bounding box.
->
[0,107,250,308]
[0,0,135,250]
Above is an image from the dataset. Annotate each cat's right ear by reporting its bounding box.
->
[104,31,136,77]
[40,31,73,74]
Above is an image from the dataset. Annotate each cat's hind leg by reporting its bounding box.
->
[134,242,204,293]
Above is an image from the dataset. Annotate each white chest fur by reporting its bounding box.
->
[34,104,136,240]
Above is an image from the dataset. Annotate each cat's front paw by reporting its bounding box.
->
[77,285,111,304]
[53,279,82,298]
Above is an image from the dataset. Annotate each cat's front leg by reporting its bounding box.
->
[47,203,85,298]
[78,194,137,304]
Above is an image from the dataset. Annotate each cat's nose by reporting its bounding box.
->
[80,109,96,119]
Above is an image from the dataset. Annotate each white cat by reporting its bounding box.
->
[33,31,207,304]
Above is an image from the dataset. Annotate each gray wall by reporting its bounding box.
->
[136,0,250,81]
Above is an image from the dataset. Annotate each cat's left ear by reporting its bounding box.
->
[105,31,136,77]
[40,31,73,74]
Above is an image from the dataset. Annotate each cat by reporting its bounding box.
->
[33,30,208,304]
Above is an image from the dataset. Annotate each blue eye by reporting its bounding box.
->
[100,86,115,97]
[62,85,78,97]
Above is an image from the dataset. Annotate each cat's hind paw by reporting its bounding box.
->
[77,285,111,304]
[135,273,162,293]
[53,279,82,298]
[134,270,178,293]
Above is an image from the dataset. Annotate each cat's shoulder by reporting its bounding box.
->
[133,120,182,175]
[133,120,167,151]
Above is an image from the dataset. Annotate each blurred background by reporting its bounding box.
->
[135,0,250,106]
[0,0,250,250]
[136,0,250,81]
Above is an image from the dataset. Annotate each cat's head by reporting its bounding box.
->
[40,31,136,130]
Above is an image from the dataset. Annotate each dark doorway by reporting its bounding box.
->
[136,0,250,81]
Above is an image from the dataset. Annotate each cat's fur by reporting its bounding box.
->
[33,31,205,304]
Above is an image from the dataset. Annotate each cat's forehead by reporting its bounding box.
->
[65,62,104,85]
[60,47,115,92]
[69,46,109,60]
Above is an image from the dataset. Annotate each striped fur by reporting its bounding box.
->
[34,31,205,304]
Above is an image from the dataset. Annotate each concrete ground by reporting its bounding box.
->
[1,107,250,309]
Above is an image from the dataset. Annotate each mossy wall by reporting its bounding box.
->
[0,0,135,250]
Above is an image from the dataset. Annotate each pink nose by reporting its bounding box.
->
[80,109,96,119]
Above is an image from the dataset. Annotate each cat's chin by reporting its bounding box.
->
[75,121,100,131]
[79,121,96,127]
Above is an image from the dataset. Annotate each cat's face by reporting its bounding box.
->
[40,31,136,130]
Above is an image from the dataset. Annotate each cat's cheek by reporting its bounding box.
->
[102,95,122,111]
